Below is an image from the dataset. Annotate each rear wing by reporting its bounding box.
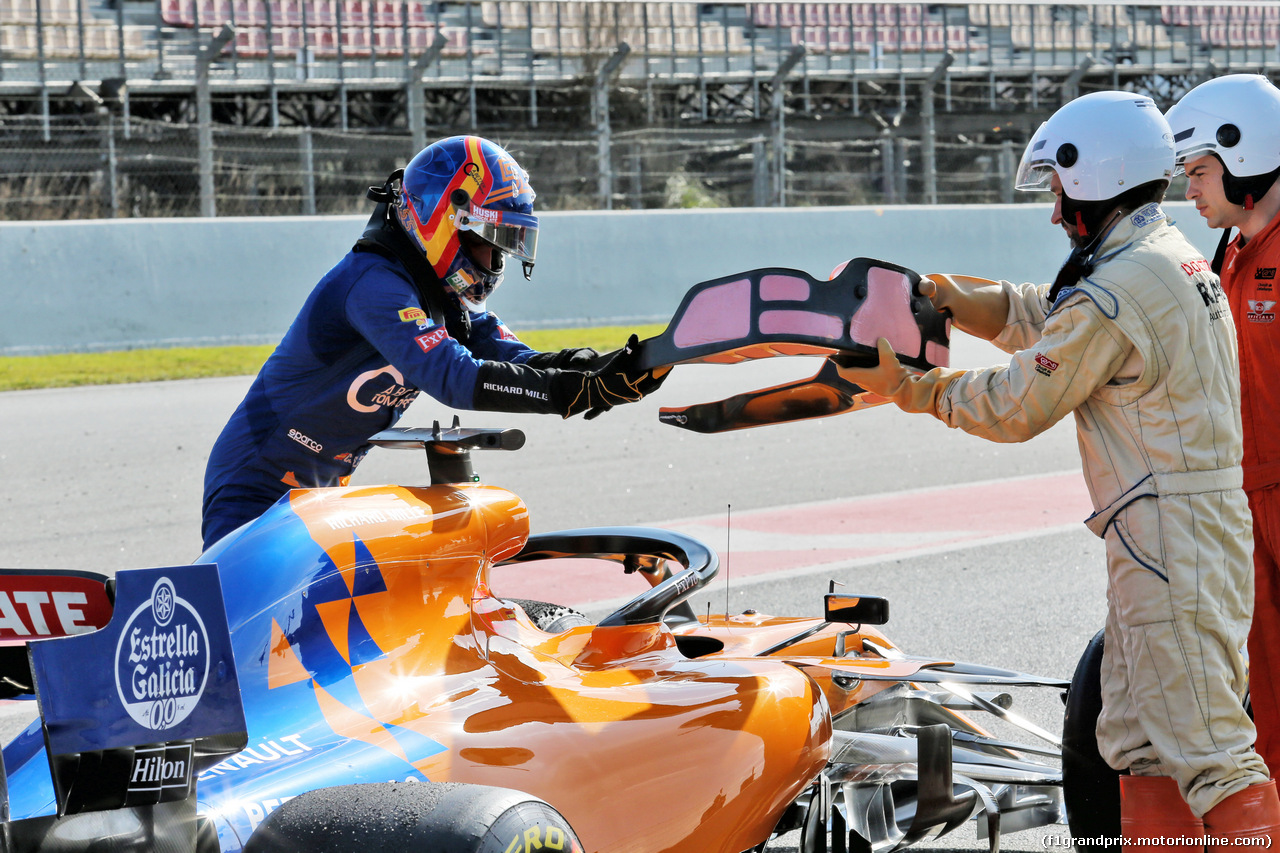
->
[1,564,246,850]
[636,258,952,433]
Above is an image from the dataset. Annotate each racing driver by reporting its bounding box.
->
[202,136,667,549]
[1166,73,1280,783]
[838,91,1279,843]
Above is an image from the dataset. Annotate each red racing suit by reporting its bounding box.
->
[1221,212,1280,777]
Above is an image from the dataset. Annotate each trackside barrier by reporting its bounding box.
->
[0,203,1217,355]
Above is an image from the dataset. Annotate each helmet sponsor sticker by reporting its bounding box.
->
[1247,300,1276,324]
[114,576,211,732]
[1034,353,1059,377]
[416,327,449,353]
[469,205,502,224]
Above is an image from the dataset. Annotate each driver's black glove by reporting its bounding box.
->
[581,334,671,420]
[473,336,669,420]
[523,346,607,371]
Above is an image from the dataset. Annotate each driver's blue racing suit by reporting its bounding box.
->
[202,248,548,550]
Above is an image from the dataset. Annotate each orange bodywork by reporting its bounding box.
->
[265,482,834,853]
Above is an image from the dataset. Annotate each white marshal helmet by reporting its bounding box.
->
[1164,74,1280,207]
[1015,91,1175,202]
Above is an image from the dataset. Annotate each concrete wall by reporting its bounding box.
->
[0,203,1220,355]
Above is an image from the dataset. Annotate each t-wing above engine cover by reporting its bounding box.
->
[638,258,952,433]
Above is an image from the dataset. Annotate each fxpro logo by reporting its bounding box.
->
[114,577,210,732]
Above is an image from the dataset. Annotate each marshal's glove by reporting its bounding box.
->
[835,338,965,416]
[920,274,1009,341]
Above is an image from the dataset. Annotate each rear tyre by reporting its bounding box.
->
[507,598,591,632]
[1062,628,1122,842]
[244,781,582,853]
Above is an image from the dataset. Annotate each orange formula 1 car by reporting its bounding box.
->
[3,422,1068,853]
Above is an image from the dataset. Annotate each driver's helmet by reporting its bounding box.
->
[1164,74,1280,208]
[1015,91,1174,236]
[395,136,538,310]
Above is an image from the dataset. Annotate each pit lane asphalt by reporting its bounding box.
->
[0,337,1098,850]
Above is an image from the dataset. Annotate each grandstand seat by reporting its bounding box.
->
[122,24,150,58]
[42,23,76,58]
[826,24,850,52]
[268,0,302,25]
[82,24,119,58]
[0,0,39,24]
[340,0,368,26]
[162,0,194,26]
[44,0,80,24]
[850,25,874,53]
[340,24,372,54]
[441,24,466,54]
[372,0,399,26]
[1132,20,1171,47]
[0,23,38,57]
[374,25,401,51]
[750,3,776,28]
[923,22,945,52]
[644,24,673,52]
[198,0,233,25]
[234,26,269,55]
[405,24,437,49]
[406,1,435,26]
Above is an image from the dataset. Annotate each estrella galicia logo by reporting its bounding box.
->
[114,577,210,732]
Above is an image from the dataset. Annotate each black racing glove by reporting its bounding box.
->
[523,346,607,371]
[581,334,671,420]
[473,336,668,420]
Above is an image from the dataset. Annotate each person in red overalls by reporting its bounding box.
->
[1168,73,1280,831]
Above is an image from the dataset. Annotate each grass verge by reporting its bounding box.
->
[0,324,668,393]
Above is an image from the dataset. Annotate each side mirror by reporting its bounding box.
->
[824,593,889,626]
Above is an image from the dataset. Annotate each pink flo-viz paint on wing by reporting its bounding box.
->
[849,267,922,356]
[672,279,753,347]
[758,310,844,340]
[759,274,811,302]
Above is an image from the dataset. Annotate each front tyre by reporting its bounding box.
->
[1062,628,1121,842]
[243,782,583,853]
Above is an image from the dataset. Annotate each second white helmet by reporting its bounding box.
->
[1016,91,1175,202]
[1165,73,1280,207]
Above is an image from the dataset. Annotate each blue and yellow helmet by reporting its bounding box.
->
[395,136,539,310]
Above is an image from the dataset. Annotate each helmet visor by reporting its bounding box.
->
[455,206,539,264]
[1015,124,1057,192]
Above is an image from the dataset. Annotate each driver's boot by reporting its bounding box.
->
[1202,779,1280,851]
[1120,776,1203,842]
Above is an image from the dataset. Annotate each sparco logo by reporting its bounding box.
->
[288,428,323,453]
[114,577,210,732]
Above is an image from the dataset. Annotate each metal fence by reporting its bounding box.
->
[0,112,1042,219]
